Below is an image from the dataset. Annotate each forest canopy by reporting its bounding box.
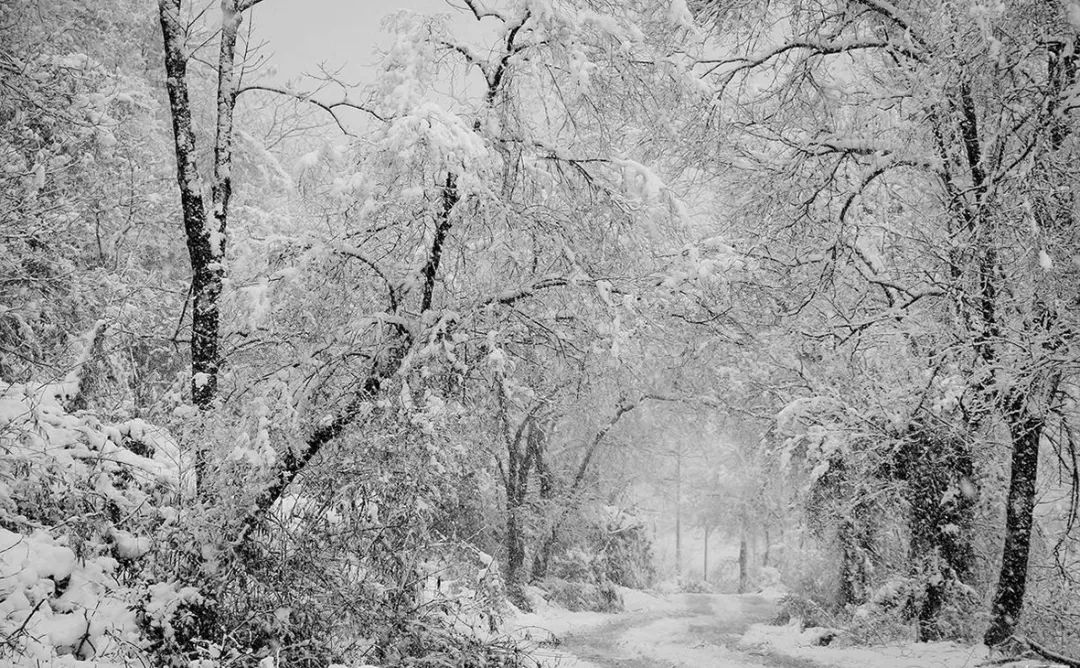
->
[3,0,1080,666]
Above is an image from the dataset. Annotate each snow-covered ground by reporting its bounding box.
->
[740,621,992,668]
[508,587,792,667]
[509,586,1052,668]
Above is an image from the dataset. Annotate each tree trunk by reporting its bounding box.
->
[530,421,555,582]
[530,400,639,583]
[531,530,555,582]
[738,531,748,594]
[500,407,537,610]
[984,407,1044,647]
[896,425,976,641]
[836,516,872,609]
[211,2,240,251]
[158,0,219,495]
[675,442,682,580]
[505,437,531,609]
[703,525,709,583]
[506,498,528,608]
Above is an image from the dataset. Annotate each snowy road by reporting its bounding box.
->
[542,593,825,668]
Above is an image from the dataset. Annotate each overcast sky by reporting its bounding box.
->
[250,0,463,84]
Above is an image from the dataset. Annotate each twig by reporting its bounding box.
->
[1018,635,1080,668]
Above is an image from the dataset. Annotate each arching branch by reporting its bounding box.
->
[236,84,388,135]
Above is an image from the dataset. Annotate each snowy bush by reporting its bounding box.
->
[0,378,185,664]
[539,579,623,613]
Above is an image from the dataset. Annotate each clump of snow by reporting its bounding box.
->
[111,528,152,559]
[143,582,204,646]
[0,378,189,664]
[1039,249,1054,270]
[775,396,843,434]
[668,0,695,28]
[0,528,140,661]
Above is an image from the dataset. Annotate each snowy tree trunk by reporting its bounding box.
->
[506,499,528,607]
[896,426,975,641]
[158,0,219,494]
[984,406,1044,647]
[980,42,1075,646]
[836,515,872,608]
[530,421,555,582]
[737,530,747,594]
[503,416,532,609]
[212,2,241,248]
[158,0,251,498]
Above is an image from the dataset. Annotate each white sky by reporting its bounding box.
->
[249,0,466,84]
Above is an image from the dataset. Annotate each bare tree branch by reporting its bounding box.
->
[236,84,388,134]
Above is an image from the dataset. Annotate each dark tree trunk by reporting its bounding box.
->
[531,530,555,582]
[978,42,1073,648]
[241,175,456,538]
[738,530,748,594]
[497,399,546,611]
[420,173,457,313]
[530,421,555,582]
[506,501,527,606]
[984,406,1044,647]
[158,0,221,496]
[504,418,532,609]
[530,400,639,583]
[836,515,872,609]
[895,425,976,641]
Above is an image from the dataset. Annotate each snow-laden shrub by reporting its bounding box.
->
[163,403,535,668]
[846,574,977,645]
[539,578,622,613]
[679,579,715,594]
[546,506,655,592]
[549,547,596,583]
[600,534,654,589]
[771,593,838,631]
[0,377,187,664]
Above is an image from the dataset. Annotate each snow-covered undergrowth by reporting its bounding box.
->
[499,585,646,668]
[0,364,529,666]
[504,585,615,642]
[739,621,991,667]
[0,378,187,665]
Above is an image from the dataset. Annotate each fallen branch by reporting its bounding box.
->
[1019,635,1080,668]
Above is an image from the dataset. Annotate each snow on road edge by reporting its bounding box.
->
[739,621,991,668]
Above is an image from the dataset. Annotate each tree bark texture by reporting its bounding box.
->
[502,412,538,610]
[894,425,976,641]
[984,406,1044,647]
[158,0,221,495]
